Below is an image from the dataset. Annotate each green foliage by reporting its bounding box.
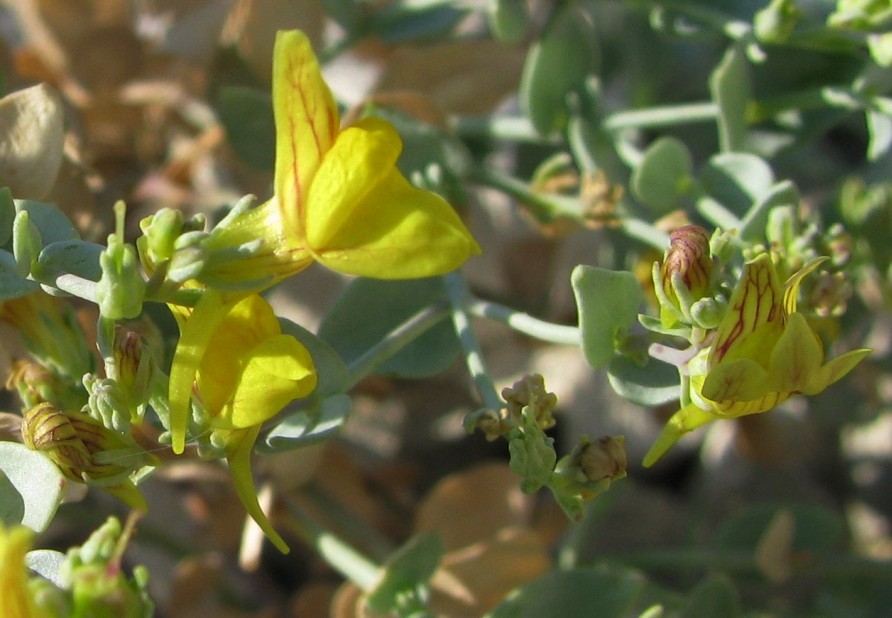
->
[0,442,64,532]
[572,266,642,369]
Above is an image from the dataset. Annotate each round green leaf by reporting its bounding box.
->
[0,250,40,300]
[36,241,104,283]
[0,442,65,533]
[572,266,643,369]
[713,503,844,555]
[15,200,80,246]
[631,137,694,213]
[520,3,598,135]
[608,355,679,407]
[678,574,743,618]
[318,277,459,379]
[26,549,67,588]
[488,565,645,618]
[710,43,750,153]
[488,0,531,43]
[366,531,444,613]
[259,394,351,453]
[217,86,275,170]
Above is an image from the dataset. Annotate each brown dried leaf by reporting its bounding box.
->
[224,0,326,83]
[376,40,526,116]
[414,461,534,552]
[0,84,65,199]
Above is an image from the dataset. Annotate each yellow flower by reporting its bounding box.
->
[168,291,317,552]
[0,522,40,618]
[202,29,480,287]
[644,254,870,467]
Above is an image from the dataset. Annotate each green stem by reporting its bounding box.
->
[345,302,451,389]
[451,115,561,144]
[602,102,719,132]
[466,299,581,346]
[283,498,381,591]
[443,272,503,412]
[468,165,583,223]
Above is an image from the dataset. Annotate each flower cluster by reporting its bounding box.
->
[4,29,479,553]
[643,224,870,467]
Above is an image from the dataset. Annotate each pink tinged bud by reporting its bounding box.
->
[661,225,713,303]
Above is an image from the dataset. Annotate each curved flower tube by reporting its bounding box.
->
[644,254,870,467]
[201,29,480,288]
[168,291,316,552]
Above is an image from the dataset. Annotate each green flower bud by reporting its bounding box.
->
[96,202,146,320]
[12,209,41,277]
[60,517,154,618]
[754,0,801,44]
[690,296,726,330]
[553,435,627,500]
[20,402,155,511]
[501,373,557,431]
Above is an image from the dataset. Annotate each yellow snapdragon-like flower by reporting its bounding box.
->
[644,254,870,467]
[0,522,40,618]
[168,291,316,552]
[203,29,480,287]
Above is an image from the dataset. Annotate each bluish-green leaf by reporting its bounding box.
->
[217,86,275,170]
[697,152,774,226]
[0,187,15,247]
[36,241,104,283]
[714,503,844,555]
[608,355,679,407]
[14,200,80,246]
[678,575,743,618]
[318,277,459,379]
[488,0,531,43]
[710,44,750,153]
[259,394,350,453]
[520,3,598,135]
[631,137,694,213]
[370,0,469,43]
[0,249,39,299]
[739,180,798,241]
[488,565,645,618]
[866,108,892,161]
[26,549,67,588]
[366,531,444,613]
[0,442,64,533]
[572,266,643,369]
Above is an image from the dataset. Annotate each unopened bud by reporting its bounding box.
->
[553,435,627,502]
[501,373,557,430]
[21,402,153,511]
[656,225,713,326]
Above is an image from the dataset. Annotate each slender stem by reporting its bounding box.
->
[468,166,583,223]
[443,272,503,412]
[283,498,381,591]
[345,302,451,389]
[602,102,719,132]
[451,115,561,144]
[466,299,581,346]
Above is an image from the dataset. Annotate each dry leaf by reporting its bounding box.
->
[0,83,65,199]
[414,461,535,552]
[376,40,526,116]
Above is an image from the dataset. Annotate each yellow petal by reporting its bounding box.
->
[782,256,827,315]
[710,254,782,366]
[768,312,823,393]
[228,335,317,428]
[306,118,480,278]
[0,523,39,618]
[643,402,718,467]
[168,290,237,454]
[804,347,871,395]
[702,357,772,403]
[273,29,338,236]
[224,426,289,553]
